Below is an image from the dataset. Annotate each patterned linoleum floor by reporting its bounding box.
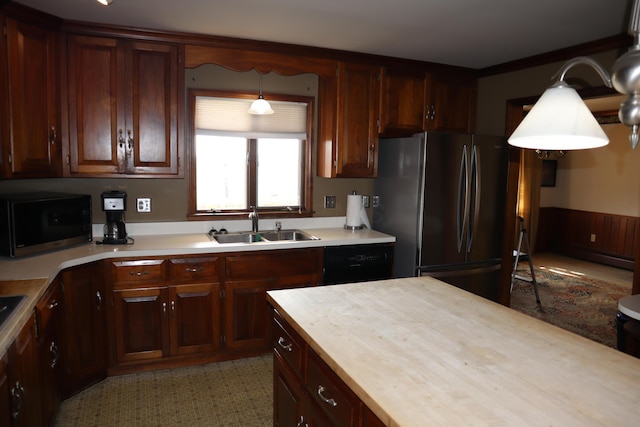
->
[53,354,273,426]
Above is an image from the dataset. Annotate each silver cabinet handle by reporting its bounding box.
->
[317,385,337,407]
[171,300,175,318]
[296,416,308,427]
[185,267,204,273]
[47,300,59,310]
[96,291,102,310]
[277,336,293,352]
[127,129,134,151]
[162,302,167,314]
[10,380,25,419]
[50,341,59,368]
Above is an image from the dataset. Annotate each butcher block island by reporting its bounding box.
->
[267,277,640,426]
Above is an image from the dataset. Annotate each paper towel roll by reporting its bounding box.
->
[346,194,370,229]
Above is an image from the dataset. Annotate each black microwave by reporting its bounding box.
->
[0,192,92,258]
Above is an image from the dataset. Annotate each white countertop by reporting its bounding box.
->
[267,277,640,427]
[0,220,394,354]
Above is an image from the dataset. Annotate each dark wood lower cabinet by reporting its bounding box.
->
[0,352,9,426]
[272,309,385,427]
[36,277,64,426]
[8,315,42,427]
[60,262,107,398]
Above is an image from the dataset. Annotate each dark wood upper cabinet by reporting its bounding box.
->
[379,67,427,137]
[425,72,477,133]
[63,34,183,177]
[318,62,380,178]
[1,17,60,178]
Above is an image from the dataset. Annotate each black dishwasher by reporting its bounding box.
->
[322,243,394,285]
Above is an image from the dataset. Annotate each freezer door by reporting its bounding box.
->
[419,132,472,268]
[420,262,502,302]
[467,135,509,263]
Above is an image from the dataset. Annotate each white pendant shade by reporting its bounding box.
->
[248,96,274,115]
[508,84,609,150]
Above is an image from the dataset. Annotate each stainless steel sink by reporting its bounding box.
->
[261,230,319,242]
[208,232,264,244]
[206,229,319,244]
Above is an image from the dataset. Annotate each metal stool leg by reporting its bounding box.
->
[511,216,541,305]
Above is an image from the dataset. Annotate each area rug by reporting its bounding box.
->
[510,263,631,348]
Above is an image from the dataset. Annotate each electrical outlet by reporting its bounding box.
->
[362,195,370,208]
[590,233,596,243]
[137,198,151,213]
[324,195,336,209]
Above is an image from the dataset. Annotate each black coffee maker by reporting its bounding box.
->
[101,190,128,244]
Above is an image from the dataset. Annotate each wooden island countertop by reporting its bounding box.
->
[267,277,640,426]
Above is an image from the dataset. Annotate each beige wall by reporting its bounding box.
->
[0,65,374,223]
[476,48,640,217]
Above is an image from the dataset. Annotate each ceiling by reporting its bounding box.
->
[12,0,632,69]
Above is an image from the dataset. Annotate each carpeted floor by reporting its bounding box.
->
[53,354,273,426]
[510,253,633,348]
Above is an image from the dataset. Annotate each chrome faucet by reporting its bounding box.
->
[249,206,259,232]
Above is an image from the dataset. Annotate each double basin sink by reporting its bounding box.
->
[207,229,320,244]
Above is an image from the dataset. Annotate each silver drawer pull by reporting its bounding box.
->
[185,267,204,273]
[129,271,149,276]
[317,385,337,407]
[277,336,293,352]
[47,300,59,310]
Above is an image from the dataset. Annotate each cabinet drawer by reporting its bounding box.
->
[168,256,221,283]
[273,312,304,377]
[36,280,62,333]
[306,349,360,427]
[111,259,166,287]
[226,248,322,280]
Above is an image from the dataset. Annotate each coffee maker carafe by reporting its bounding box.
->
[101,191,128,244]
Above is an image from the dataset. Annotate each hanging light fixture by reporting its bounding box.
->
[96,0,115,5]
[248,73,274,115]
[509,0,640,151]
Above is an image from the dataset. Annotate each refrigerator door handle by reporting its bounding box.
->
[457,145,469,254]
[468,145,481,252]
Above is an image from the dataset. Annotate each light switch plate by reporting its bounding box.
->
[324,195,336,209]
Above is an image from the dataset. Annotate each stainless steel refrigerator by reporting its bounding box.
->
[373,132,509,301]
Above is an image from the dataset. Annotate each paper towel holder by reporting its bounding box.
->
[345,190,367,231]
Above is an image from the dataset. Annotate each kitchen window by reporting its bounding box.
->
[188,90,314,219]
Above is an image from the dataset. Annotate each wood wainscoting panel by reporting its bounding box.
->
[536,207,637,270]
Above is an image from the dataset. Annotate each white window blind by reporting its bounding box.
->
[195,97,308,139]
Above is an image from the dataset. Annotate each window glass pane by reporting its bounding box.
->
[196,135,247,211]
[257,138,301,207]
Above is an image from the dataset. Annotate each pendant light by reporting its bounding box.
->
[96,0,115,5]
[248,73,274,115]
[508,0,640,151]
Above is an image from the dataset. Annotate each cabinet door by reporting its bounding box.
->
[8,316,42,427]
[125,41,181,175]
[36,278,63,427]
[112,287,168,363]
[379,68,426,137]
[66,35,124,175]
[168,283,220,356]
[60,263,107,398]
[274,351,306,427]
[425,73,476,133]
[224,279,272,352]
[3,18,59,178]
[0,352,9,427]
[335,62,380,177]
